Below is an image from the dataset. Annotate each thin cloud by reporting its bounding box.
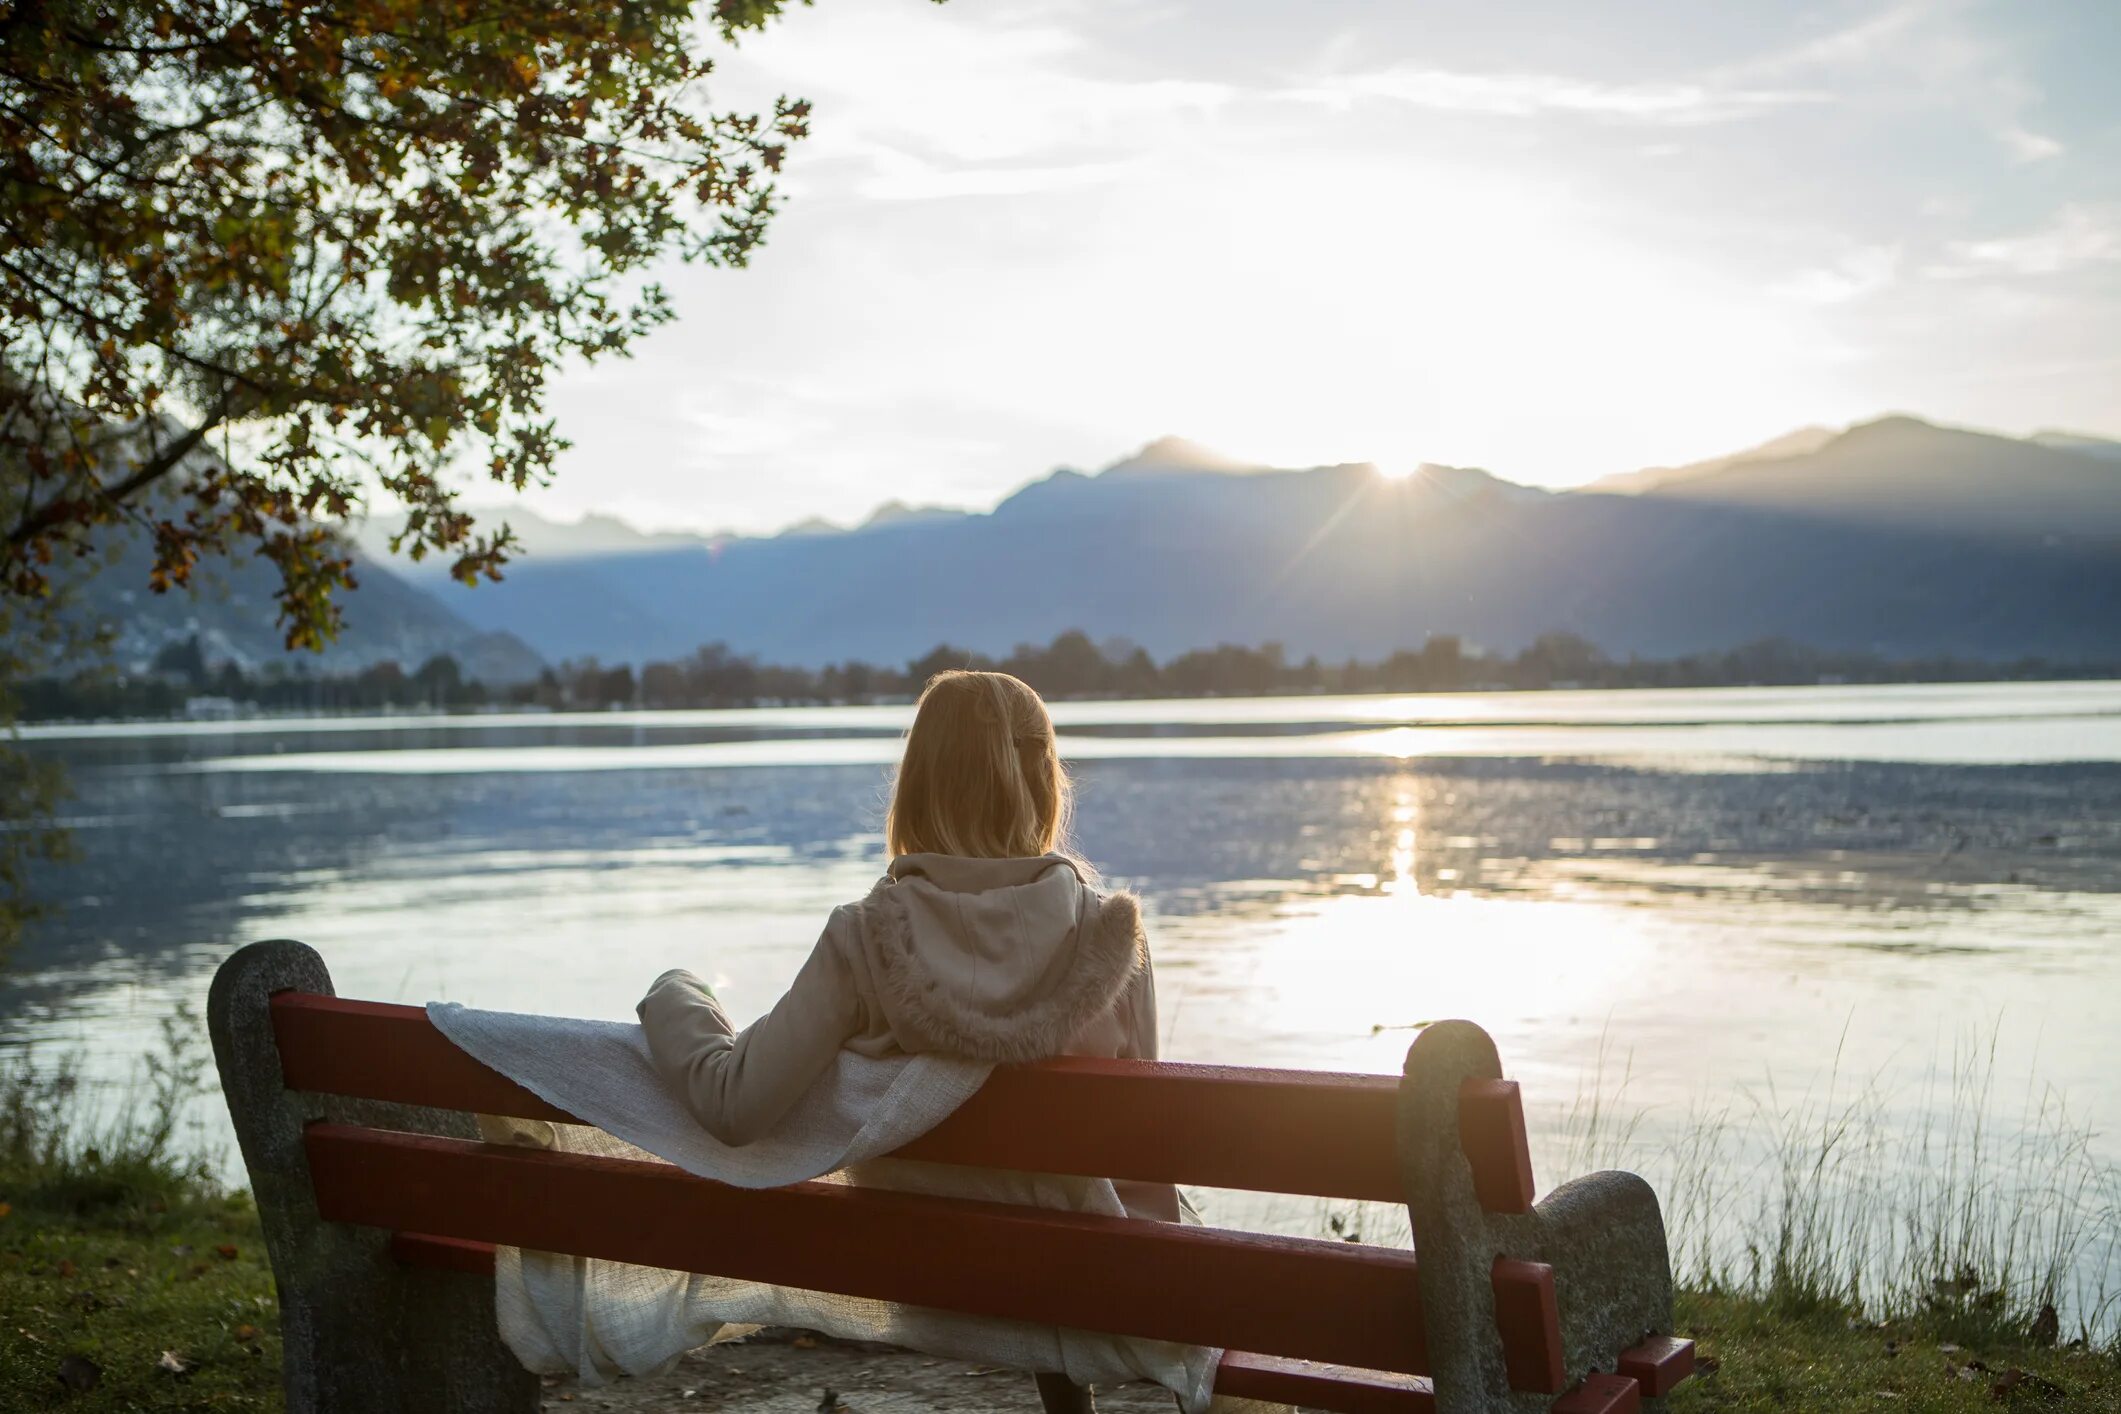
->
[1731,0,2063,168]
[851,150,1147,202]
[1284,67,1823,125]
[1931,206,2121,279]
[1772,245,1903,305]
[2000,126,2064,163]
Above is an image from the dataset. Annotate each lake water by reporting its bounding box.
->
[8,681,2121,1319]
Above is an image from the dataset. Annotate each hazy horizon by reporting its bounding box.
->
[431,410,2114,543]
[448,0,2121,538]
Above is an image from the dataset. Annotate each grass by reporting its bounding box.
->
[1669,1288,2114,1412]
[0,1177,278,1410]
[1544,1027,2121,1353]
[1,1010,280,1411]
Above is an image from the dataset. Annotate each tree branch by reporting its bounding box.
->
[5,395,231,551]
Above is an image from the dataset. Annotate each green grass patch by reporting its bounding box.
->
[1671,1287,2117,1413]
[0,1158,278,1410]
[2,1006,281,1409]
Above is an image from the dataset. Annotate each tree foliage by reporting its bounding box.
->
[0,0,811,648]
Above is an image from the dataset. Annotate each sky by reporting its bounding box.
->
[511,0,2121,536]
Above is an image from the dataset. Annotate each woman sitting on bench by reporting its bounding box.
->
[636,668,1176,1413]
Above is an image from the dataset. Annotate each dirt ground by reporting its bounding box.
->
[538,1328,1184,1414]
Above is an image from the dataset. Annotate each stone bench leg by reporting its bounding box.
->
[1399,1021,1678,1414]
[208,939,539,1414]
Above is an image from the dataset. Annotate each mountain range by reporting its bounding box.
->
[88,415,2121,679]
[73,523,545,684]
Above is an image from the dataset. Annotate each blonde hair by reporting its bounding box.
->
[886,671,1071,859]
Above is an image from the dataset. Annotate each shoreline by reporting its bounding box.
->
[19,676,2121,738]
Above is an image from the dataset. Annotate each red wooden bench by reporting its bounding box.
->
[209,940,1693,1413]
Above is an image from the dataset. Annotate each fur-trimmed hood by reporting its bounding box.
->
[855,853,1146,1064]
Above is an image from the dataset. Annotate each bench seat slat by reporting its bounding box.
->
[308,1123,1427,1376]
[1214,1353,1435,1414]
[273,992,1406,1201]
[389,1236,1436,1414]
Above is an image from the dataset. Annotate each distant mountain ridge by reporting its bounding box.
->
[1098,434,1272,478]
[1604,415,2121,541]
[70,527,545,683]
[347,415,2118,671]
[97,417,2121,678]
[2032,430,2121,463]
[1584,426,1839,495]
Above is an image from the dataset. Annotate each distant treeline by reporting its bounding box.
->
[16,629,2118,723]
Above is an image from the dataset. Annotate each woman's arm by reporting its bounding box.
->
[636,929,861,1146]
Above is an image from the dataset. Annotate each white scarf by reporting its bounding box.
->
[428,1003,1269,1414]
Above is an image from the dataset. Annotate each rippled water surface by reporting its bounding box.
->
[8,680,2121,1301]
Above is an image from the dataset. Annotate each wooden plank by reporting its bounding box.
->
[900,1058,1402,1202]
[1617,1335,1695,1396]
[1492,1259,1565,1394]
[271,992,1405,1201]
[389,1232,497,1275]
[1552,1373,1641,1413]
[1458,1079,1535,1214]
[395,1232,497,1273]
[388,1236,1437,1414]
[1213,1353,1434,1414]
[274,994,576,1123]
[307,1124,1429,1375]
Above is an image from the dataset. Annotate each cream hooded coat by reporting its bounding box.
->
[637,852,1178,1220]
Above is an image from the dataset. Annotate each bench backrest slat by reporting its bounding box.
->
[382,1235,1443,1412]
[273,992,1406,1202]
[306,1123,1430,1375]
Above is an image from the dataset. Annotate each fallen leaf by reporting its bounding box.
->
[233,1324,259,1343]
[156,1350,191,1377]
[0,1202,11,1219]
[215,1244,239,1260]
[56,1259,75,1278]
[57,1353,101,1393]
